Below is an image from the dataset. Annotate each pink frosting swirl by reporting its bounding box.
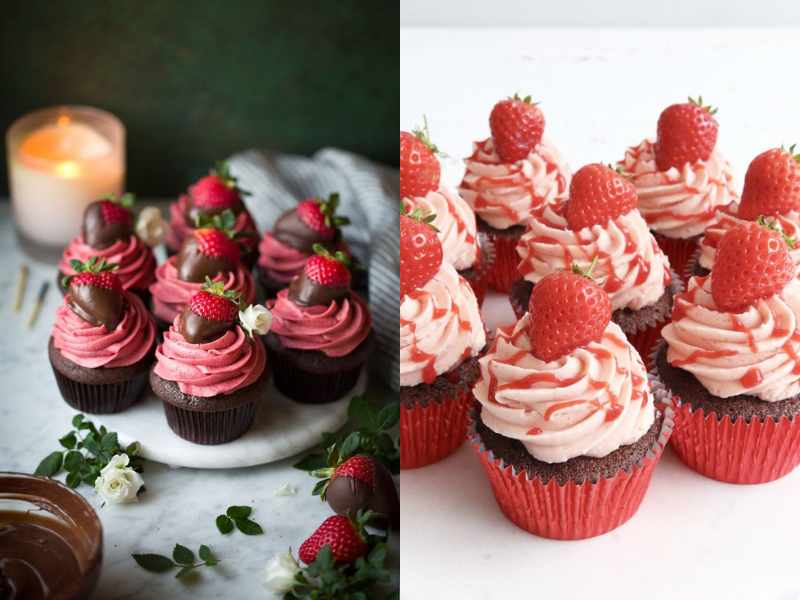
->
[149,256,256,323]
[268,289,372,358]
[154,319,266,397]
[59,235,156,291]
[257,233,310,284]
[164,194,258,252]
[619,139,738,239]
[459,138,570,229]
[52,292,156,368]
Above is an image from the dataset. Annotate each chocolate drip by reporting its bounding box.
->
[326,458,399,530]
[273,208,337,253]
[82,201,132,249]
[68,286,124,330]
[179,305,233,344]
[176,236,235,283]
[288,271,348,306]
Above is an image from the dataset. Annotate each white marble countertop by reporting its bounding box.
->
[0,203,398,599]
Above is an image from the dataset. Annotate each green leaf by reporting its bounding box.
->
[126,441,141,455]
[59,432,77,449]
[100,432,119,451]
[63,450,84,472]
[83,433,100,455]
[339,431,361,459]
[348,395,377,430]
[293,452,328,472]
[216,514,233,534]
[368,544,387,567]
[65,471,82,488]
[132,553,175,573]
[175,565,196,579]
[71,414,85,428]
[376,403,399,431]
[311,479,328,497]
[172,544,195,565]
[35,451,63,477]
[226,505,252,520]
[198,544,217,564]
[234,517,263,535]
[375,433,397,456]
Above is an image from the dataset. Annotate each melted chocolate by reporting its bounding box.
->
[273,209,336,253]
[288,271,349,307]
[68,285,124,330]
[326,458,399,530]
[185,197,244,225]
[176,236,235,283]
[179,305,233,344]
[82,201,132,249]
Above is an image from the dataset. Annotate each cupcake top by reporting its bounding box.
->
[53,260,155,368]
[268,246,371,358]
[153,283,269,397]
[517,164,671,312]
[663,222,800,401]
[402,188,478,271]
[474,268,654,463]
[619,98,737,239]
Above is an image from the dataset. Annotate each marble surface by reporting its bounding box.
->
[0,203,398,599]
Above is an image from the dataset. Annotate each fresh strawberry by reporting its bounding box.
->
[565,163,638,230]
[296,193,350,239]
[189,162,247,211]
[489,94,545,163]
[188,282,240,322]
[654,96,719,171]
[298,514,368,566]
[711,221,794,312]
[304,244,352,287]
[528,263,611,362]
[399,209,442,297]
[63,258,124,329]
[193,227,241,265]
[400,119,440,198]
[738,146,800,221]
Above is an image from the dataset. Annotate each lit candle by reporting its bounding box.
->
[6,106,125,255]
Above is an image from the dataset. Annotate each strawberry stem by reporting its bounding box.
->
[201,277,242,304]
[412,115,439,154]
[400,206,439,232]
[312,243,352,268]
[688,95,717,115]
[572,256,599,279]
[757,215,796,248]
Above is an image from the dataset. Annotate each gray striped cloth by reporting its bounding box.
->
[228,148,400,391]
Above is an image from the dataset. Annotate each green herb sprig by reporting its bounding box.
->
[132,544,219,579]
[215,505,264,535]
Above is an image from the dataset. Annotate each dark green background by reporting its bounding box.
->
[0,1,398,196]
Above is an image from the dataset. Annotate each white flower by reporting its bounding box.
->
[94,454,144,504]
[274,483,297,496]
[239,304,272,337]
[263,550,300,594]
[135,206,165,247]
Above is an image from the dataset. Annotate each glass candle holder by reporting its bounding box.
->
[6,106,125,261]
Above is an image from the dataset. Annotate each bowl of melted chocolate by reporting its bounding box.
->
[0,473,102,600]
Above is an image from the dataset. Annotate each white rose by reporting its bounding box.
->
[135,206,165,247]
[94,454,144,504]
[263,550,300,594]
[239,304,272,337]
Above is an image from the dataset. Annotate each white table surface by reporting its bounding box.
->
[0,203,398,599]
[400,26,800,600]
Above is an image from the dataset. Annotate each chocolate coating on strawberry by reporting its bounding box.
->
[185,162,247,223]
[82,194,135,249]
[325,456,399,530]
[176,226,241,283]
[179,281,240,343]
[288,244,352,306]
[64,258,124,329]
[273,193,349,252]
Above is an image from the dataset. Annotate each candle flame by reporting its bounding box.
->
[54,160,80,178]
[56,115,71,127]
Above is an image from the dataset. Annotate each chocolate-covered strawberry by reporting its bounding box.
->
[274,193,350,253]
[185,162,249,224]
[288,244,352,307]
[82,193,135,249]
[179,280,241,344]
[62,258,124,329]
[176,212,242,283]
[298,512,370,566]
[317,455,399,530]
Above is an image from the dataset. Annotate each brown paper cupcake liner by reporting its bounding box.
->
[267,347,364,404]
[162,400,258,445]
[52,368,148,414]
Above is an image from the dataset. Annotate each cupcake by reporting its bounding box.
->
[472,268,672,539]
[256,193,350,298]
[265,245,373,404]
[58,194,157,305]
[693,147,800,277]
[151,282,270,444]
[618,97,738,276]
[511,164,678,361]
[657,221,800,484]
[49,259,156,414]
[459,95,570,293]
[399,212,486,469]
[150,217,256,330]
[164,162,259,267]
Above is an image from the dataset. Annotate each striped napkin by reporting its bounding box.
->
[228,148,400,391]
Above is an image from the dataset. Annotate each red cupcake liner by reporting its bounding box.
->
[652,233,697,283]
[649,341,800,484]
[625,325,666,371]
[484,233,521,293]
[400,386,473,470]
[468,404,674,540]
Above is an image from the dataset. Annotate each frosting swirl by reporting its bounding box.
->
[474,318,654,463]
[154,319,266,397]
[662,275,800,401]
[52,292,155,368]
[459,138,570,229]
[516,204,671,311]
[403,187,478,270]
[59,235,156,291]
[268,289,372,357]
[619,139,738,239]
[164,194,258,252]
[257,232,310,283]
[149,256,256,324]
[400,262,486,387]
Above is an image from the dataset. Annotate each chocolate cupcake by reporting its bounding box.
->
[150,215,256,330]
[164,162,259,267]
[58,194,156,305]
[266,245,373,404]
[49,259,156,414]
[255,193,350,299]
[151,283,270,444]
